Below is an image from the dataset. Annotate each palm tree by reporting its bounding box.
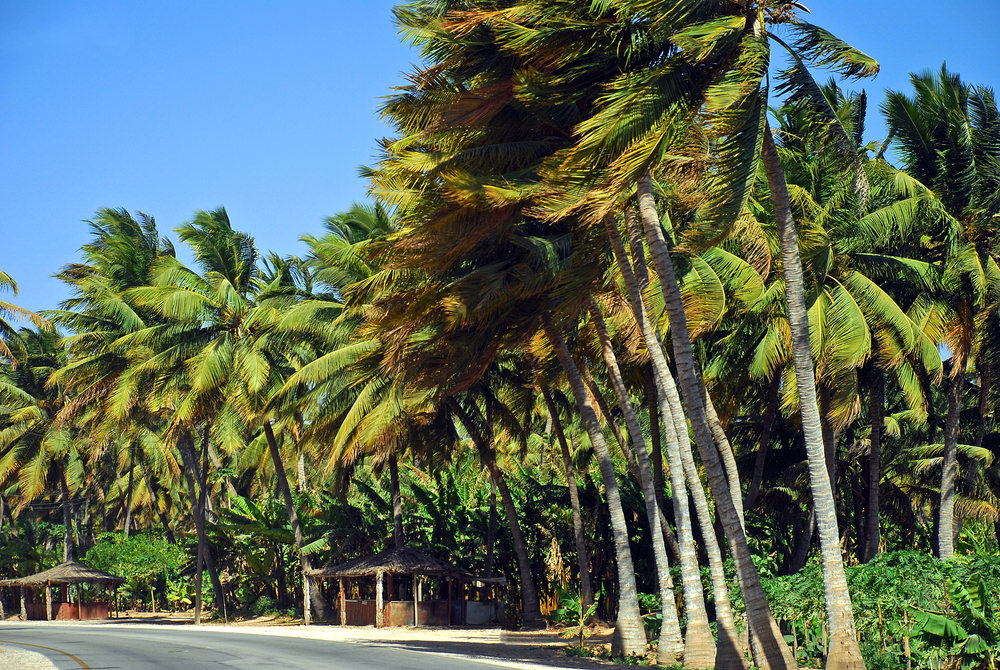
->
[882,66,1000,558]
[0,271,49,362]
[0,327,80,561]
[542,313,650,656]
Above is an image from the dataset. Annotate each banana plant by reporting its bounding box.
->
[911,576,1000,669]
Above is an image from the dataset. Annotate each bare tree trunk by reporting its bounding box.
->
[636,173,793,668]
[939,372,963,559]
[542,387,594,608]
[263,421,326,623]
[863,370,883,562]
[762,125,865,669]
[448,398,545,629]
[542,313,648,657]
[588,299,686,664]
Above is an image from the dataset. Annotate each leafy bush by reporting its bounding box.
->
[85,532,185,609]
[545,586,600,648]
[760,551,1000,668]
[251,596,279,616]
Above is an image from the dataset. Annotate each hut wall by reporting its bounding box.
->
[55,602,110,620]
[465,600,501,625]
[342,599,376,626]
[25,603,47,620]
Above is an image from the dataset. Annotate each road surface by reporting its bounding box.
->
[0,623,538,670]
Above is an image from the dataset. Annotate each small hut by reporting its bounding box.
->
[308,547,503,627]
[0,561,124,621]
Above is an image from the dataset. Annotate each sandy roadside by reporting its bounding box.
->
[3,618,621,669]
[0,645,58,670]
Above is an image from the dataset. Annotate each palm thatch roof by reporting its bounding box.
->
[0,561,125,587]
[308,547,471,579]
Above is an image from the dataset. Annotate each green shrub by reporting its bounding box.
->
[251,596,279,616]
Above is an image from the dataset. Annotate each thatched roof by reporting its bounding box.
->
[308,547,471,579]
[0,561,125,587]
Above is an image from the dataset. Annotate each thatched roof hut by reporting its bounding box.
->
[0,561,125,588]
[308,546,469,579]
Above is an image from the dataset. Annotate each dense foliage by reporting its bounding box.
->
[1,2,999,669]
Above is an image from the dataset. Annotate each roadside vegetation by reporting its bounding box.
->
[2,2,1000,669]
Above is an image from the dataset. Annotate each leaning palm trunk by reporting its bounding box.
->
[609,214,746,668]
[939,371,963,559]
[542,387,594,608]
[263,421,326,623]
[542,313,647,657]
[448,399,545,629]
[588,299,687,664]
[761,126,865,669]
[636,172,795,669]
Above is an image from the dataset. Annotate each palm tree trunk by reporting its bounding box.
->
[206,442,238,501]
[263,421,326,623]
[609,212,746,668]
[178,430,226,622]
[647,378,665,493]
[762,124,865,669]
[388,452,406,550]
[178,433,206,624]
[139,460,175,544]
[977,362,990,447]
[486,481,496,578]
[197,429,227,619]
[123,459,134,538]
[542,387,594,608]
[541,313,648,657]
[583,370,636,471]
[939,372,963,559]
[863,370,884,562]
[636,173,794,669]
[588,299,687,663]
[746,376,780,510]
[60,472,74,562]
[448,398,545,629]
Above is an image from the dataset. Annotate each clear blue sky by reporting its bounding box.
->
[2,1,998,313]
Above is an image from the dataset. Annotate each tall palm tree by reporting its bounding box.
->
[882,66,1000,558]
[0,271,49,361]
[0,327,80,561]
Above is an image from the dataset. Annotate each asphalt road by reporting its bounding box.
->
[0,624,526,670]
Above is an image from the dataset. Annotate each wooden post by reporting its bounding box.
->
[20,587,26,620]
[303,569,312,626]
[375,571,384,628]
[339,578,346,626]
[460,578,466,626]
[446,577,453,626]
[45,583,53,621]
[413,575,419,627]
